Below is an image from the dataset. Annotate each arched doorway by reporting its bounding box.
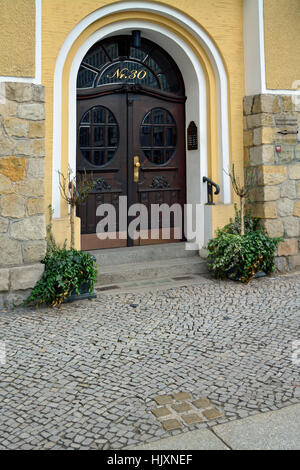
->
[76,35,186,250]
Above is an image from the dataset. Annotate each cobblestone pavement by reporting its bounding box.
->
[0,273,299,449]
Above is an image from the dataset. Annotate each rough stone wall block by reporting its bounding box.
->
[10,264,45,291]
[0,269,9,292]
[244,94,300,270]
[0,82,46,309]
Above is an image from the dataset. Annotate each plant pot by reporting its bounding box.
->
[225,265,241,281]
[254,271,266,279]
[226,267,266,282]
[63,280,97,303]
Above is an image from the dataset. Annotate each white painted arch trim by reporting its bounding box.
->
[52,1,231,218]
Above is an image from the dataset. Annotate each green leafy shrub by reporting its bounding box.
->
[207,229,281,283]
[207,165,281,283]
[25,248,97,307]
[25,205,97,307]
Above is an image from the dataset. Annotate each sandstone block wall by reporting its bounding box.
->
[244,94,300,271]
[0,83,46,309]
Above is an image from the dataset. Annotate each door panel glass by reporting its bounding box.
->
[153,149,164,165]
[141,127,151,146]
[143,150,151,161]
[107,112,116,123]
[79,127,90,146]
[81,111,90,124]
[79,106,119,166]
[93,107,106,124]
[166,127,177,146]
[143,113,151,124]
[140,108,177,165]
[165,149,174,162]
[81,150,91,162]
[152,109,165,124]
[107,149,116,161]
[153,127,164,146]
[94,150,105,166]
[166,112,174,124]
[94,127,105,146]
[107,126,118,146]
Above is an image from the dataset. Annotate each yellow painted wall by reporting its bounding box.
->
[264,0,300,90]
[52,216,81,250]
[212,204,235,236]
[42,0,245,236]
[0,0,35,77]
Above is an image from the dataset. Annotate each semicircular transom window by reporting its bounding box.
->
[77,35,184,95]
[79,106,119,166]
[140,108,177,165]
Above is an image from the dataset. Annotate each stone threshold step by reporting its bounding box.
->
[87,242,198,267]
[97,256,207,284]
[95,273,208,294]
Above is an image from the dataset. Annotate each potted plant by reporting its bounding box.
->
[25,244,97,307]
[206,165,282,283]
[58,168,98,301]
[25,190,98,307]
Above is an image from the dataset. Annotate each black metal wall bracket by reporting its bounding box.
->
[277,129,298,135]
[203,176,220,205]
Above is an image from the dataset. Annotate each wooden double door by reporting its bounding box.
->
[77,85,186,249]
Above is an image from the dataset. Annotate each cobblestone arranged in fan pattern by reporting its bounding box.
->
[0,274,299,449]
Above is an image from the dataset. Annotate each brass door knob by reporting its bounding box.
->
[134,156,140,182]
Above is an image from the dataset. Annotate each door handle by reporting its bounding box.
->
[134,155,140,182]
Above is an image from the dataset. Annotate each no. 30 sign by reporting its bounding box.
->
[106,68,147,80]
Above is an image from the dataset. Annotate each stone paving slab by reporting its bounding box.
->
[127,404,300,450]
[126,428,229,450]
[0,273,299,449]
[213,404,300,450]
